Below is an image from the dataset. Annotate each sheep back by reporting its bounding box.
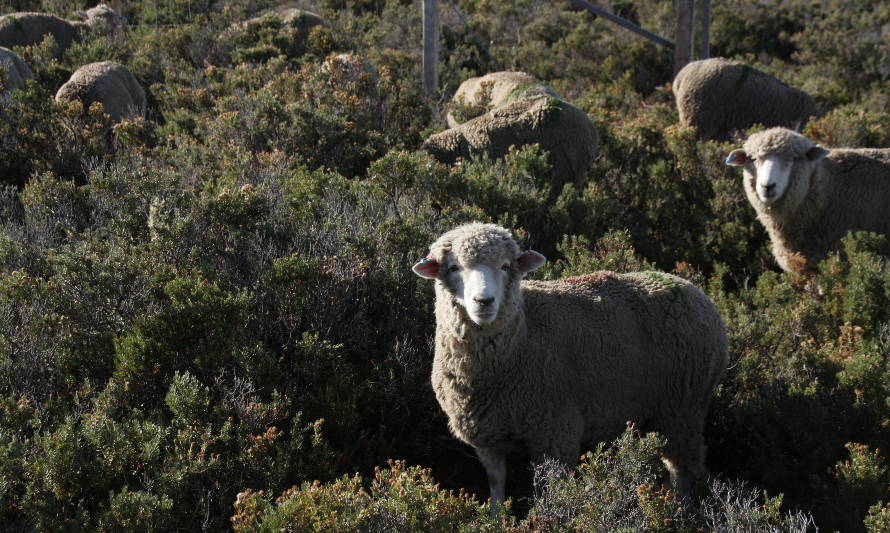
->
[447,71,558,128]
[78,4,125,35]
[433,269,728,458]
[55,61,145,124]
[673,57,818,141]
[0,12,80,51]
[275,8,325,34]
[229,8,324,36]
[423,95,599,189]
[0,46,32,92]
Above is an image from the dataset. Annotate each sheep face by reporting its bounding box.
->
[77,4,125,33]
[448,261,505,325]
[726,131,828,209]
[412,223,545,326]
[748,154,794,204]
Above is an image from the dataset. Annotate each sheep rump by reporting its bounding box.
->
[55,61,145,124]
[673,57,818,141]
[423,95,599,189]
[416,223,728,511]
[728,127,890,273]
[0,46,32,93]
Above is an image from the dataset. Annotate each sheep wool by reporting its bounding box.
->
[673,57,818,141]
[228,8,324,37]
[446,71,558,128]
[0,46,32,94]
[414,222,728,513]
[55,61,146,124]
[727,127,890,273]
[0,4,123,54]
[423,95,599,190]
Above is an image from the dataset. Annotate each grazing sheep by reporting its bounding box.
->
[55,61,145,124]
[229,7,324,36]
[412,222,728,514]
[0,46,32,94]
[673,57,819,142]
[447,71,558,128]
[273,7,325,34]
[423,95,599,189]
[0,4,124,53]
[726,127,890,274]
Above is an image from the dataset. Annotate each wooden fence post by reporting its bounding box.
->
[699,0,710,59]
[674,0,694,75]
[422,0,438,97]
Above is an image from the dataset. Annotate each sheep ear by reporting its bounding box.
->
[412,254,439,279]
[806,145,828,161]
[517,250,546,274]
[725,149,748,166]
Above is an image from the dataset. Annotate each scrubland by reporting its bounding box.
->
[0,0,888,530]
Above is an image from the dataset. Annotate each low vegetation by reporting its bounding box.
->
[0,0,888,531]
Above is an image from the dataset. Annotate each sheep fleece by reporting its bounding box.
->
[0,12,81,50]
[55,61,145,123]
[0,46,32,92]
[673,57,818,141]
[741,128,890,273]
[423,95,599,189]
[431,269,728,464]
[447,71,557,128]
[0,5,120,53]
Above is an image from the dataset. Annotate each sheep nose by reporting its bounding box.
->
[474,296,494,306]
[764,182,776,191]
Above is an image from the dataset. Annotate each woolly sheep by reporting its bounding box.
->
[228,7,324,36]
[422,95,599,189]
[446,71,558,128]
[0,4,124,54]
[0,46,32,94]
[412,222,728,514]
[55,61,145,124]
[673,58,819,142]
[726,127,890,274]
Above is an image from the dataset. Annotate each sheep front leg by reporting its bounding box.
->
[476,447,507,518]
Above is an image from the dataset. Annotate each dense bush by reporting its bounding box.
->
[0,0,888,531]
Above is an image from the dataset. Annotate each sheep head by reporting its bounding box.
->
[726,128,828,206]
[77,4,126,33]
[413,223,545,326]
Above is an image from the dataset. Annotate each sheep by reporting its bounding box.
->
[726,127,890,274]
[0,46,32,95]
[55,61,145,125]
[412,222,728,515]
[673,57,819,142]
[228,7,324,36]
[446,71,558,128]
[273,7,325,34]
[0,4,124,54]
[422,95,599,190]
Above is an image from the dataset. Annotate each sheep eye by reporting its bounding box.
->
[447,265,460,274]
[501,263,510,271]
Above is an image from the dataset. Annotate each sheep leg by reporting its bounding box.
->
[475,447,506,518]
[661,429,706,505]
